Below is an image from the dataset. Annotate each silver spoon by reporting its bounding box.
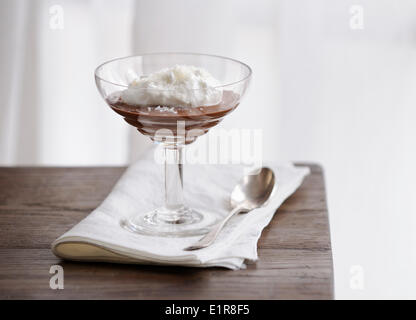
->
[184,167,275,251]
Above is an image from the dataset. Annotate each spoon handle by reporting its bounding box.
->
[184,206,244,251]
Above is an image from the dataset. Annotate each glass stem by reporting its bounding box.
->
[162,144,185,221]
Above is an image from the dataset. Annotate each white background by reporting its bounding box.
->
[1,0,415,299]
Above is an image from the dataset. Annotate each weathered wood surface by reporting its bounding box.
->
[0,165,333,299]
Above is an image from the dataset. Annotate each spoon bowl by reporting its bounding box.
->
[230,167,275,211]
[184,167,275,251]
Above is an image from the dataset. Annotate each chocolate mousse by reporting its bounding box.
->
[108,90,239,144]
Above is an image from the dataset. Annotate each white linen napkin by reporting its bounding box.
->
[52,157,310,270]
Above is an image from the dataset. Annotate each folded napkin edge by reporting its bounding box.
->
[52,237,200,263]
[52,239,245,269]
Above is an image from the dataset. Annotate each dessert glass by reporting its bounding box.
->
[95,53,251,237]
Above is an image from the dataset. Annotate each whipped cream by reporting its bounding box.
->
[120,65,223,107]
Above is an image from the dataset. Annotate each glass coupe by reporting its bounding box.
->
[95,53,251,237]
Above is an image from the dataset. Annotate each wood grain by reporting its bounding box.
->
[0,164,333,299]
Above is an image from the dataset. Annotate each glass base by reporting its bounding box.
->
[120,206,221,237]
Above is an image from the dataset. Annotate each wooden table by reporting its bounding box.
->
[0,164,333,299]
